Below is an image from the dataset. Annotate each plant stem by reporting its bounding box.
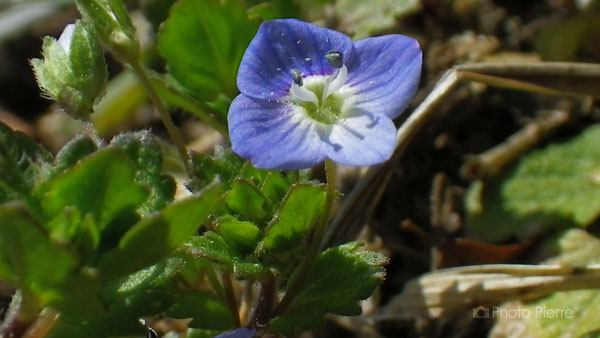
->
[130,60,192,176]
[22,309,59,338]
[0,290,40,338]
[150,76,229,137]
[249,274,275,328]
[271,160,337,317]
[222,271,241,327]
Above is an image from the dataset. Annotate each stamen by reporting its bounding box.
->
[325,50,344,68]
[324,65,348,99]
[290,69,303,86]
[290,82,319,105]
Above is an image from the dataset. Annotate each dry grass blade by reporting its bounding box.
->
[377,264,600,320]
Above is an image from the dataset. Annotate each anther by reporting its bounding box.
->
[325,50,343,68]
[290,69,303,86]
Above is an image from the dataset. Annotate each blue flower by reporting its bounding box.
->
[213,327,256,338]
[228,19,422,170]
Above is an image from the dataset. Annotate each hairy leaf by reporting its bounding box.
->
[111,131,176,216]
[466,125,600,242]
[270,242,387,336]
[0,122,51,205]
[99,184,222,278]
[260,184,326,256]
[0,204,78,304]
[41,147,148,231]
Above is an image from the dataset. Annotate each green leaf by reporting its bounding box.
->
[260,171,291,206]
[260,184,327,256]
[334,0,421,39]
[216,215,262,255]
[239,162,271,185]
[188,147,245,191]
[0,204,78,304]
[110,131,176,216]
[0,122,52,205]
[270,242,387,336]
[48,259,182,338]
[491,229,600,337]
[187,232,264,279]
[99,184,223,278]
[465,124,600,242]
[167,290,234,330]
[225,178,271,222]
[187,329,228,338]
[188,147,304,193]
[52,135,99,175]
[40,147,148,231]
[157,0,259,104]
[47,207,100,262]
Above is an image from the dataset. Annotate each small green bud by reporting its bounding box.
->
[75,0,140,63]
[31,22,107,120]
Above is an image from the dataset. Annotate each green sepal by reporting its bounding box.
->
[31,21,107,120]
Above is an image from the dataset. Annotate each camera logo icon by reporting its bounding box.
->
[473,306,490,318]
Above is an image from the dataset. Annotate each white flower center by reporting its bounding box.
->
[287,65,349,124]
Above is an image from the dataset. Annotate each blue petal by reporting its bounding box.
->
[319,108,397,166]
[228,94,326,170]
[213,327,256,338]
[237,19,355,101]
[344,35,422,118]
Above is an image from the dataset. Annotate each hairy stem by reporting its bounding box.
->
[130,60,192,176]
